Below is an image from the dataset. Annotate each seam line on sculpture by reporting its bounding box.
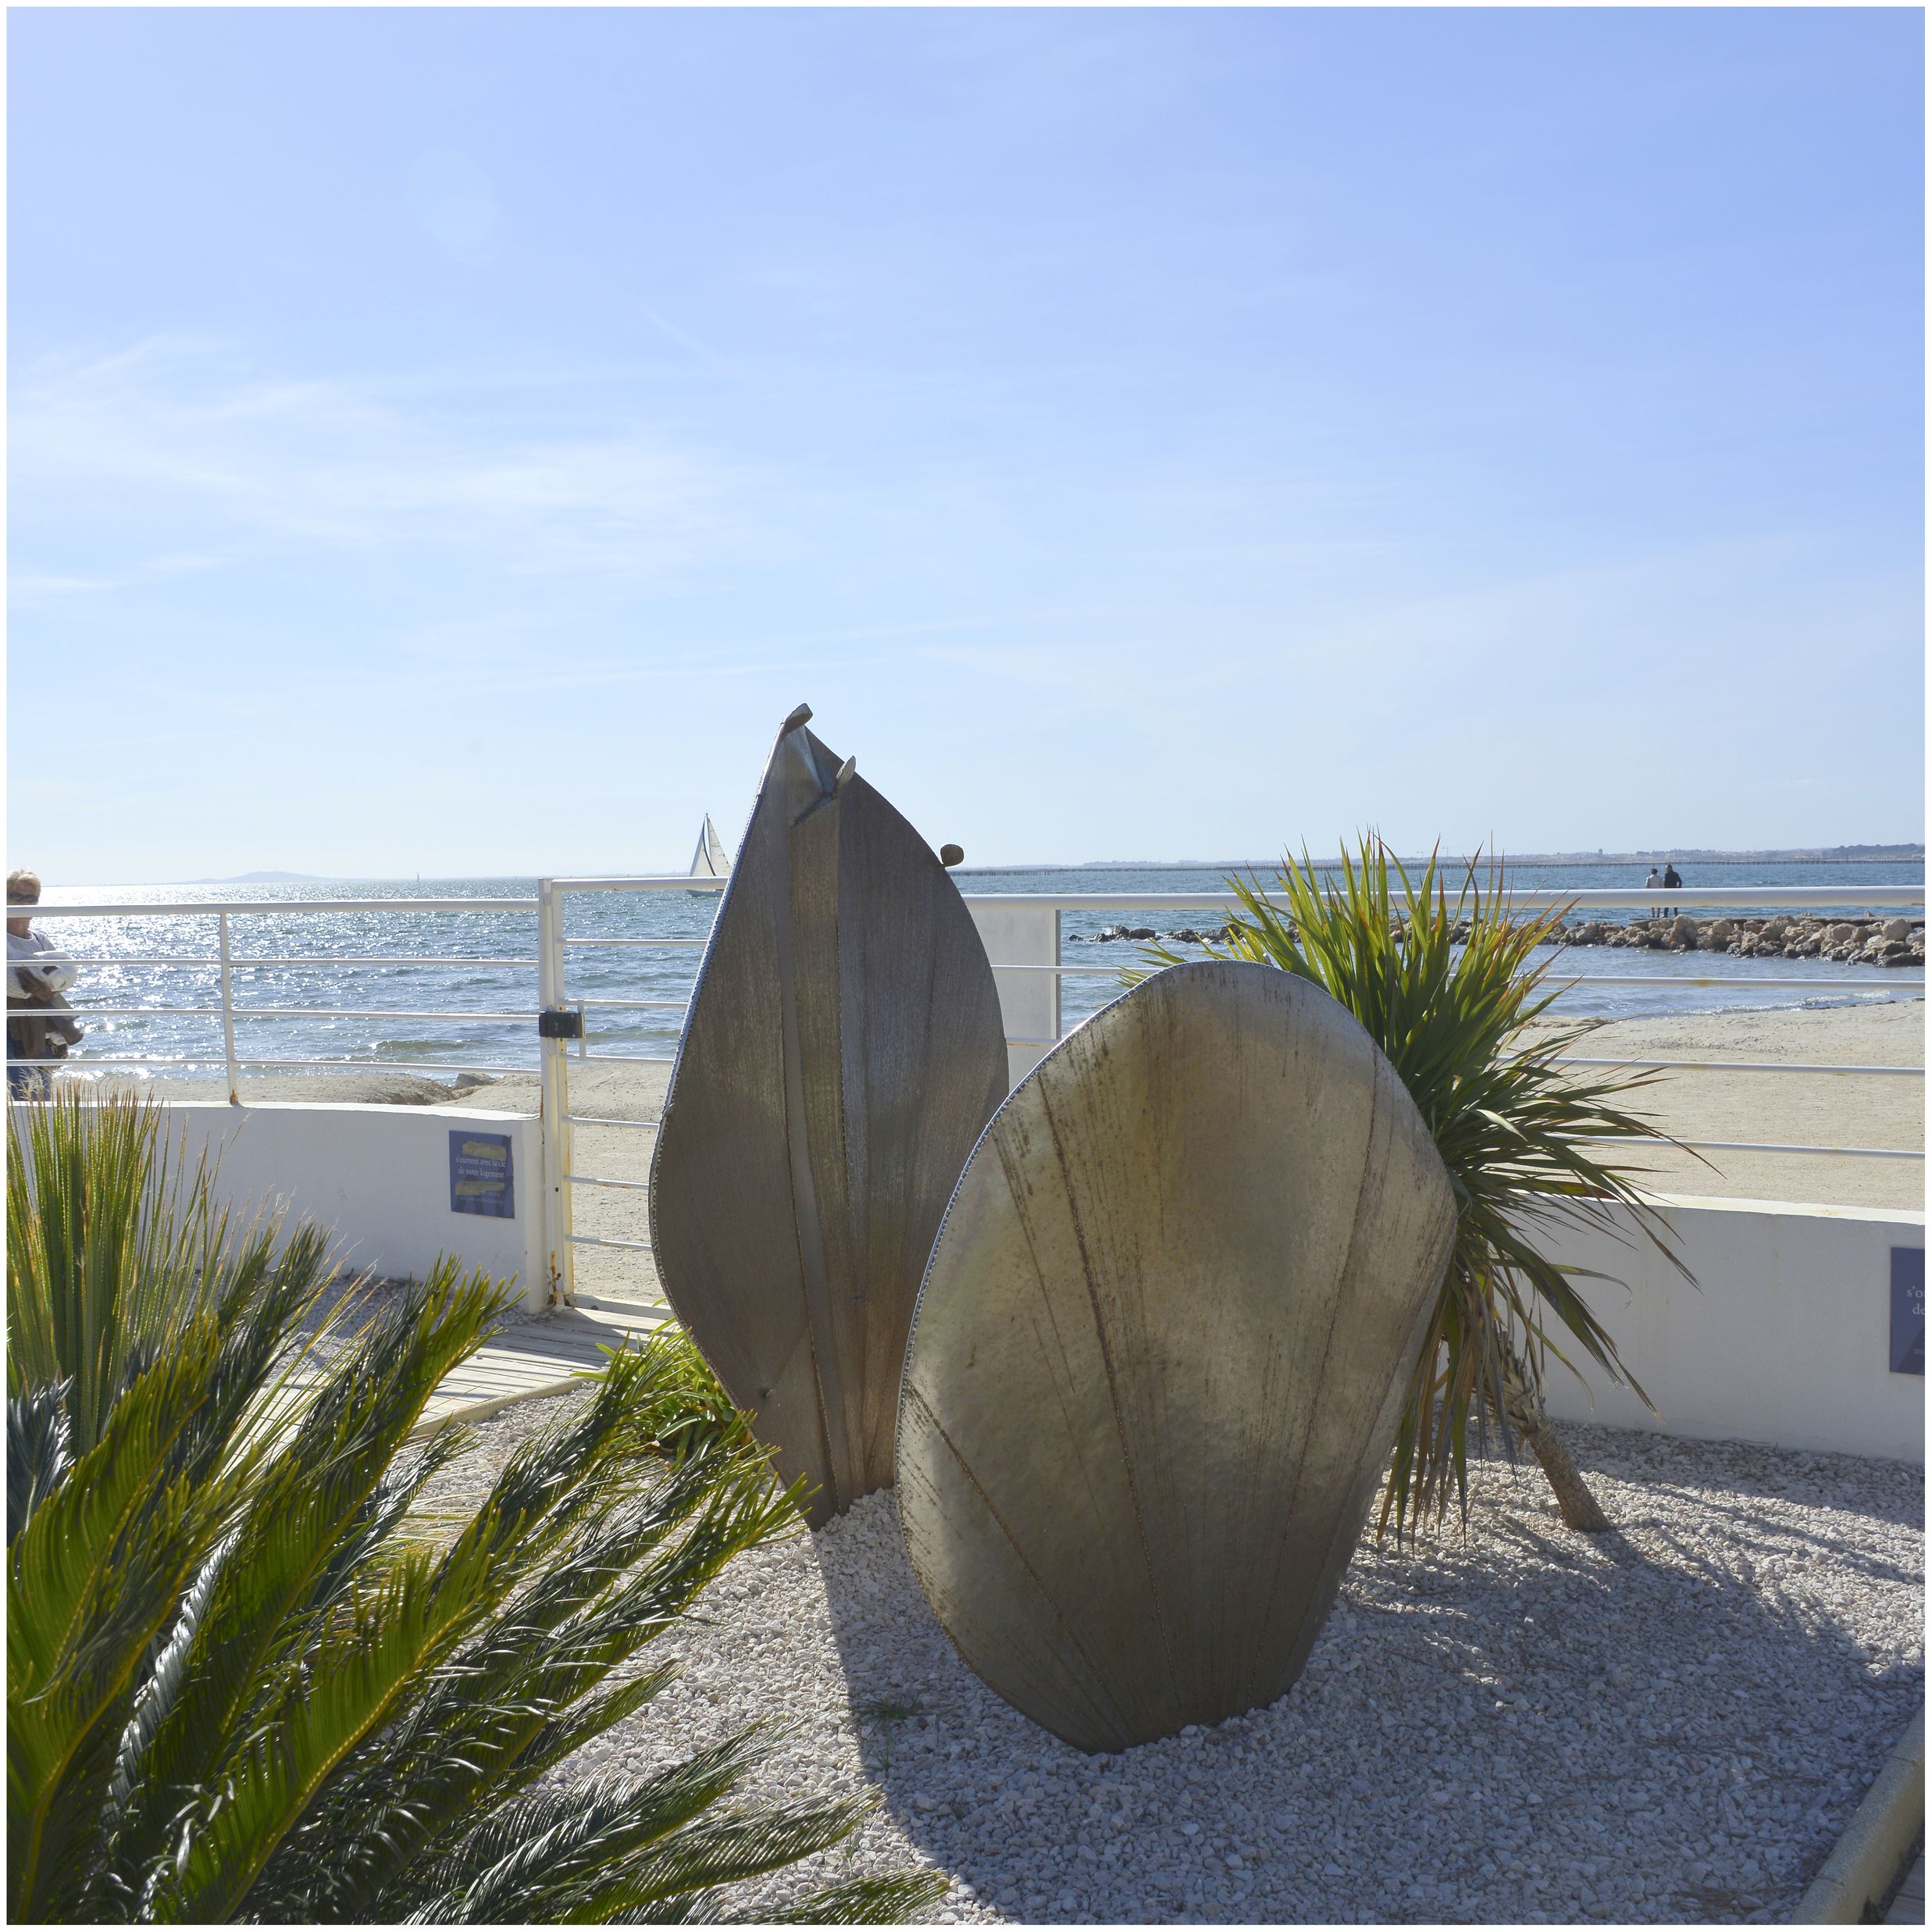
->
[1039,1040,1183,1704]
[774,787,844,1509]
[904,1384,1132,1741]
[1251,1029,1385,1708]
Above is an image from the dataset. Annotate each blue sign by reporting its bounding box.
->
[1890,1247,1923,1377]
[450,1130,515,1219]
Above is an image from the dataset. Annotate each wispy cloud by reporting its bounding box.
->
[10,340,748,584]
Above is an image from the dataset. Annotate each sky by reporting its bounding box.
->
[8,7,1924,882]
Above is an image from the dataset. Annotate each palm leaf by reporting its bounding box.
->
[10,1094,936,1924]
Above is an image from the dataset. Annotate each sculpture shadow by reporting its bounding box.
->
[807,1428,1920,1926]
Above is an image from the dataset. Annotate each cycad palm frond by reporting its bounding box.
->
[1142,836,1691,1538]
[9,1097,940,1925]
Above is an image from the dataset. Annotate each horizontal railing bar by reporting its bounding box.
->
[9,1054,230,1068]
[566,1233,656,1251]
[27,889,1922,924]
[35,957,540,968]
[9,1055,527,1074]
[549,877,1930,911]
[223,1057,526,1074]
[1552,1058,1923,1078]
[59,1007,226,1018]
[561,937,708,948]
[575,998,692,1011]
[1553,975,1927,989]
[236,956,540,968]
[565,1174,653,1191]
[565,1114,661,1129]
[229,1007,536,1021]
[963,888,1924,912]
[578,1053,676,1066]
[33,899,539,918]
[1598,1135,1923,1160]
[34,957,223,968]
[1000,959,1926,989]
[551,876,725,893]
[64,1007,538,1022]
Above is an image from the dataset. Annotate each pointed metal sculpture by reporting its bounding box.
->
[896,961,1457,1752]
[650,705,1011,1526]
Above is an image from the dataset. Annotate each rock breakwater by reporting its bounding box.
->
[1068,914,1926,967]
[1554,913,1925,967]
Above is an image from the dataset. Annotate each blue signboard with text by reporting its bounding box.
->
[449,1130,515,1220]
[1891,1247,1923,1377]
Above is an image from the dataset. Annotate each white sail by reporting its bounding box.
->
[689,815,730,879]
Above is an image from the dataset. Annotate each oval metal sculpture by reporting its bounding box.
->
[649,704,1011,1527]
[896,960,1457,1752]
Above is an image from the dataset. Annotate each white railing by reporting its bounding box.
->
[7,897,545,1103]
[10,879,1923,1309]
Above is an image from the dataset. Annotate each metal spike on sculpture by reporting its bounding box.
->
[896,961,1458,1752]
[649,704,1011,1527]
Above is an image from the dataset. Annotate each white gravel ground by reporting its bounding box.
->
[431,1400,1922,1925]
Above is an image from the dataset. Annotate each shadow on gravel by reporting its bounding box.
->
[805,1432,1922,1927]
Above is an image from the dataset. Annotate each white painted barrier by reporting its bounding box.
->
[1538,1195,1925,1464]
[27,1093,1921,1460]
[965,899,1062,1086]
[139,1103,549,1312]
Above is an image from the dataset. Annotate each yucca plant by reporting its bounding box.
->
[1141,838,1689,1538]
[9,1091,945,1923]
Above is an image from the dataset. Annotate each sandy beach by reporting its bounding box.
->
[1531,997,1923,1212]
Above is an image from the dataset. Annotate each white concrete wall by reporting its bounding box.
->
[141,1103,549,1310]
[964,898,1061,1088]
[73,1096,1925,1463]
[1538,1194,1924,1464]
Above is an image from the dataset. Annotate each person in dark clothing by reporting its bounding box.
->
[1663,864,1683,891]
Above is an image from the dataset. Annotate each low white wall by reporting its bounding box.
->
[142,1103,549,1311]
[1538,1194,1924,1464]
[964,898,1061,1089]
[66,1098,1922,1463]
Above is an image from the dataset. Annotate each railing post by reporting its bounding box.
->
[536,879,576,1307]
[217,913,240,1105]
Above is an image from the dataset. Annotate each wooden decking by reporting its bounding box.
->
[413,1295,676,1436]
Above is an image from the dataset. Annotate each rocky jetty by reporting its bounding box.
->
[1068,915,1926,968]
[1551,912,1925,967]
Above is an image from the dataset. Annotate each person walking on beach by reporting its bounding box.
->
[1645,866,1665,919]
[7,870,81,1100]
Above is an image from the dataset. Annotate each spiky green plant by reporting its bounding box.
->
[1141,838,1690,1538]
[8,1092,945,1923]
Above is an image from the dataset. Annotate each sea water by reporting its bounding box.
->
[29,860,1924,1083]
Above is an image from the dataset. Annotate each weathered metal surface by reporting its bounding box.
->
[896,961,1456,1752]
[649,705,1011,1526]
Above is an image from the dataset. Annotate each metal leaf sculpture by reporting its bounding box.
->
[649,705,1011,1527]
[896,961,1457,1752]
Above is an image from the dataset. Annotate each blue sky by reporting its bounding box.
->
[9,7,1923,881]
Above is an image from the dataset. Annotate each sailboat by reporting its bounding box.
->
[687,815,730,895]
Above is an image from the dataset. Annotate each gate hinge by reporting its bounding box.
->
[537,1008,584,1040]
